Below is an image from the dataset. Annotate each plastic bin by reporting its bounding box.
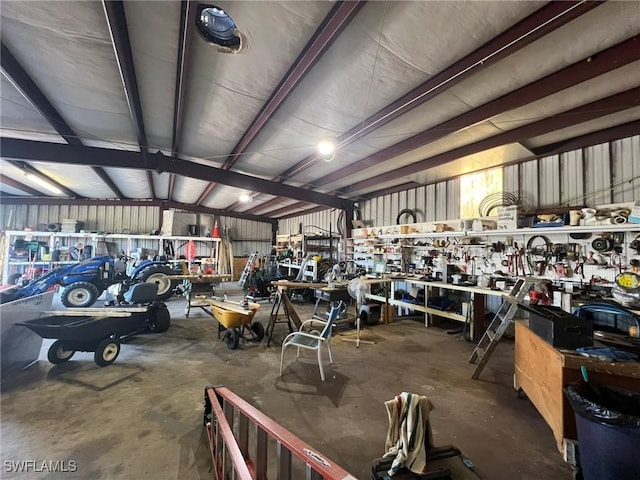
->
[564,383,640,480]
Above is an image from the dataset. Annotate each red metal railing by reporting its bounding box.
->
[204,386,357,480]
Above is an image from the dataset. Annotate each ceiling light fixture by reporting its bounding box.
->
[318,140,336,162]
[23,172,62,194]
[196,4,241,49]
[239,193,252,203]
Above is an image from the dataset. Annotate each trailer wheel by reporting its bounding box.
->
[62,282,101,308]
[94,338,120,366]
[47,340,75,364]
[148,305,171,333]
[251,322,265,341]
[225,329,239,350]
[137,266,176,300]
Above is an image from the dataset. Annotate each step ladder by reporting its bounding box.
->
[469,278,537,379]
[204,386,356,480]
[238,251,258,288]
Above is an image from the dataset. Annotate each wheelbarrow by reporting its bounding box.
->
[192,298,263,349]
[17,283,171,366]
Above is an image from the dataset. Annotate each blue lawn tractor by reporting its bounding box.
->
[3,255,180,308]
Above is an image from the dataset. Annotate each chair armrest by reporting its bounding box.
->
[282,331,326,343]
[300,319,327,331]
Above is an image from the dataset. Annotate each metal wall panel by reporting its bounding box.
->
[538,155,560,208]
[425,184,436,221]
[435,181,448,220]
[560,150,584,207]
[446,179,460,219]
[584,143,612,206]
[611,135,640,202]
[0,203,163,234]
[520,159,539,212]
[503,164,519,200]
[414,187,425,223]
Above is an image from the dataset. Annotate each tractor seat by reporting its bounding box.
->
[124,283,158,304]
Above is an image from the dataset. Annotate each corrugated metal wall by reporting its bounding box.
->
[282,134,640,229]
[0,203,162,235]
[218,215,273,257]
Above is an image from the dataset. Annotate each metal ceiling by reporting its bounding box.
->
[1,0,639,221]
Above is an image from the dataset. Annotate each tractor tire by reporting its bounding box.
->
[136,265,176,301]
[148,305,171,333]
[62,282,101,308]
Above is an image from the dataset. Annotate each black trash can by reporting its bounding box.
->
[564,383,640,480]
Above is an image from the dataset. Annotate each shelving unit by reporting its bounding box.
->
[1,231,221,284]
[349,236,405,273]
[275,234,340,281]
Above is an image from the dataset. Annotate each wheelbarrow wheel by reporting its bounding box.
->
[251,322,265,341]
[225,329,239,350]
[47,340,75,364]
[94,338,120,366]
[148,305,171,333]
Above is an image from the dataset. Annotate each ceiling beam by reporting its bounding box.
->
[0,196,276,224]
[254,200,305,217]
[0,139,354,211]
[311,34,640,188]
[167,174,176,202]
[339,87,640,194]
[277,205,328,220]
[102,0,153,199]
[261,202,310,218]
[285,122,640,210]
[5,160,80,198]
[164,202,276,225]
[0,174,46,196]
[1,41,122,199]
[1,42,82,146]
[242,197,290,215]
[168,0,197,201]
[233,0,602,210]
[196,0,366,205]
[0,197,162,207]
[531,120,640,157]
[277,1,602,181]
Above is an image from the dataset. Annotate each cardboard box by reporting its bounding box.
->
[629,200,640,224]
[497,205,520,230]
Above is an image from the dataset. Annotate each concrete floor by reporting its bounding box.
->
[0,283,572,480]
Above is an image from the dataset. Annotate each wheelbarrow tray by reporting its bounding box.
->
[207,299,260,329]
[18,311,146,345]
[17,304,167,346]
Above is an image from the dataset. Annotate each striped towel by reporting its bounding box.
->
[383,392,434,475]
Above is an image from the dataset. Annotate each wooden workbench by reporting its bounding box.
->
[514,320,640,453]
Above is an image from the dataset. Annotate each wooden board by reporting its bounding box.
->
[272,280,327,289]
[168,274,231,282]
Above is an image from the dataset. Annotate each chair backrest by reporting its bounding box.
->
[320,301,343,339]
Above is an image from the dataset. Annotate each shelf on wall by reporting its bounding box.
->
[377,222,640,239]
